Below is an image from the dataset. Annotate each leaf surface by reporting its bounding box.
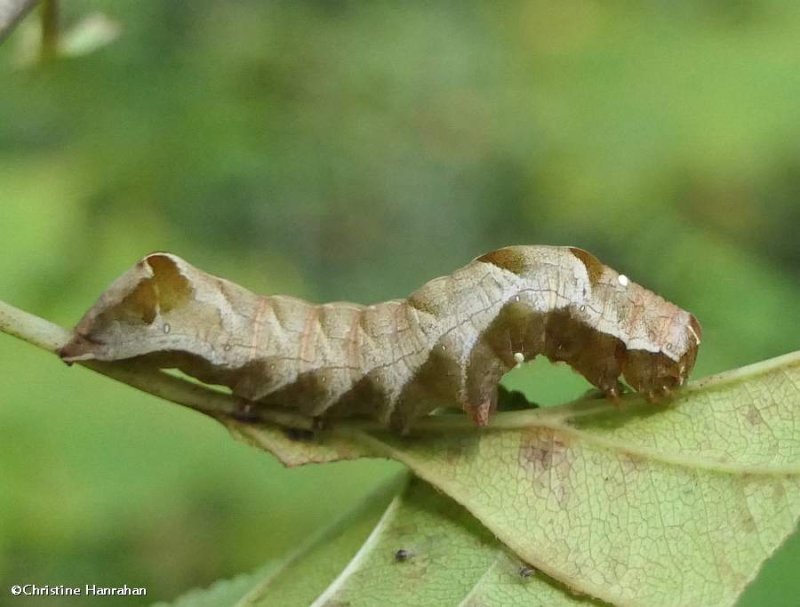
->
[150,481,398,607]
[234,477,599,607]
[232,351,800,606]
[234,479,398,607]
[305,477,597,607]
[151,567,273,607]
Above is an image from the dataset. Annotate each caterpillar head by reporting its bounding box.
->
[622,312,702,400]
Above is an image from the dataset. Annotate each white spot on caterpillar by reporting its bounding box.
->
[162,323,171,334]
[618,274,629,287]
[513,352,525,368]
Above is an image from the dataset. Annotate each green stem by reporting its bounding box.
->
[39,0,58,61]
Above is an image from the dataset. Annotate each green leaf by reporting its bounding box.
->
[301,477,598,607]
[156,476,594,607]
[230,351,800,607]
[235,478,400,607]
[225,419,369,468]
[150,566,274,607]
[152,479,399,607]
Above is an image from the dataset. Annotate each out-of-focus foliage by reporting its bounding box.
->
[0,1,798,605]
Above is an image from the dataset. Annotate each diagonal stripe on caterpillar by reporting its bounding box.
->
[59,246,701,432]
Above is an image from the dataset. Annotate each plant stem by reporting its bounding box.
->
[0,0,40,43]
[0,298,314,429]
[39,0,58,61]
[0,298,69,351]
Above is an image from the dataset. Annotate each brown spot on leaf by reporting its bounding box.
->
[772,482,786,507]
[739,508,757,533]
[519,429,574,498]
[744,404,763,426]
[619,451,646,476]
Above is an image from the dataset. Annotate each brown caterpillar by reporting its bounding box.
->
[59,246,701,431]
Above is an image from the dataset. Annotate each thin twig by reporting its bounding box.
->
[0,0,39,43]
[39,0,57,61]
[0,299,314,430]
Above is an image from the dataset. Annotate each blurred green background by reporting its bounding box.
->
[1,1,799,605]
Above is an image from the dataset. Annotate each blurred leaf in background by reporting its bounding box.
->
[1,1,798,605]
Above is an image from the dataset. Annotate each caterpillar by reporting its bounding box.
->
[59,246,701,432]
